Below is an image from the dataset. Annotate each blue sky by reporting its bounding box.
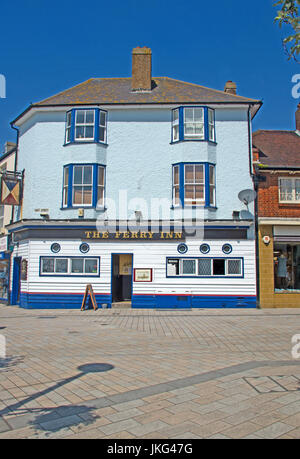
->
[0,0,299,149]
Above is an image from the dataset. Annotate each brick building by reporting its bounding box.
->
[253,105,300,308]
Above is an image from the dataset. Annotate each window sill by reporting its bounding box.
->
[170,205,218,210]
[63,141,108,147]
[278,202,300,205]
[170,140,217,145]
[60,206,107,211]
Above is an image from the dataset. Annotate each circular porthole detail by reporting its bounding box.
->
[200,243,210,254]
[50,243,61,254]
[177,243,188,254]
[222,243,232,255]
[80,242,90,254]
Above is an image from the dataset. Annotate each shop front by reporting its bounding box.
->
[259,224,300,307]
[8,222,257,309]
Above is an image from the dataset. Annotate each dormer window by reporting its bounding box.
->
[65,108,107,144]
[171,106,216,143]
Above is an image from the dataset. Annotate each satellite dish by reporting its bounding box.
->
[238,189,256,207]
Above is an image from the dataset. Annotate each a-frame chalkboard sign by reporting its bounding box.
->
[81,284,98,311]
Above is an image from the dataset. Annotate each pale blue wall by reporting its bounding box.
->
[17,107,254,221]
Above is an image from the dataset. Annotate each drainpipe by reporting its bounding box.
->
[9,123,19,226]
[248,107,260,309]
[7,123,19,306]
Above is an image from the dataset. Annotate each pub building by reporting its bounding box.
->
[7,48,261,309]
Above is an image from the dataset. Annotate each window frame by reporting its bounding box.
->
[184,164,205,206]
[64,108,108,145]
[72,165,93,207]
[62,163,106,209]
[166,257,243,278]
[278,177,300,204]
[40,256,100,277]
[171,106,216,143]
[74,109,95,141]
[172,162,216,208]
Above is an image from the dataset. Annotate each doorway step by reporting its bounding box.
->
[111,302,132,309]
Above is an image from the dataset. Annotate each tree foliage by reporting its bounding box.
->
[274,0,300,62]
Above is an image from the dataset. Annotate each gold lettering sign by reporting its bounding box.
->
[84,231,183,240]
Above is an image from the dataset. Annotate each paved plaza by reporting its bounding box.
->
[0,305,300,439]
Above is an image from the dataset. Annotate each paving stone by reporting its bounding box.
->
[254,422,295,439]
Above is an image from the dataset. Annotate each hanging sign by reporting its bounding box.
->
[0,174,22,206]
[0,236,7,252]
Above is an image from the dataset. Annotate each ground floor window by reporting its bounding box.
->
[167,257,243,277]
[0,259,9,299]
[40,257,100,276]
[274,243,300,291]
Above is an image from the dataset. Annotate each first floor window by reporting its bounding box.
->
[63,167,69,207]
[65,108,107,144]
[279,178,300,203]
[41,257,99,276]
[173,165,180,205]
[184,164,205,205]
[209,165,215,206]
[167,257,242,277]
[63,164,105,208]
[73,165,93,206]
[172,163,216,207]
[97,166,105,206]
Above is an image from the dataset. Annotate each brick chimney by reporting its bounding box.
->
[132,47,152,91]
[296,103,300,131]
[224,80,237,95]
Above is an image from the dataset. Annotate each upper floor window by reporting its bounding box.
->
[65,108,107,144]
[171,106,215,143]
[279,178,300,203]
[75,109,95,141]
[172,163,216,207]
[62,164,105,209]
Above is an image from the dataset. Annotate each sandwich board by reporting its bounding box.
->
[81,284,98,311]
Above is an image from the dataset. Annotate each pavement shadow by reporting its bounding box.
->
[0,362,114,434]
[0,355,25,371]
[27,404,99,434]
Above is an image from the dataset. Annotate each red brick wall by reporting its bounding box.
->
[257,171,300,217]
